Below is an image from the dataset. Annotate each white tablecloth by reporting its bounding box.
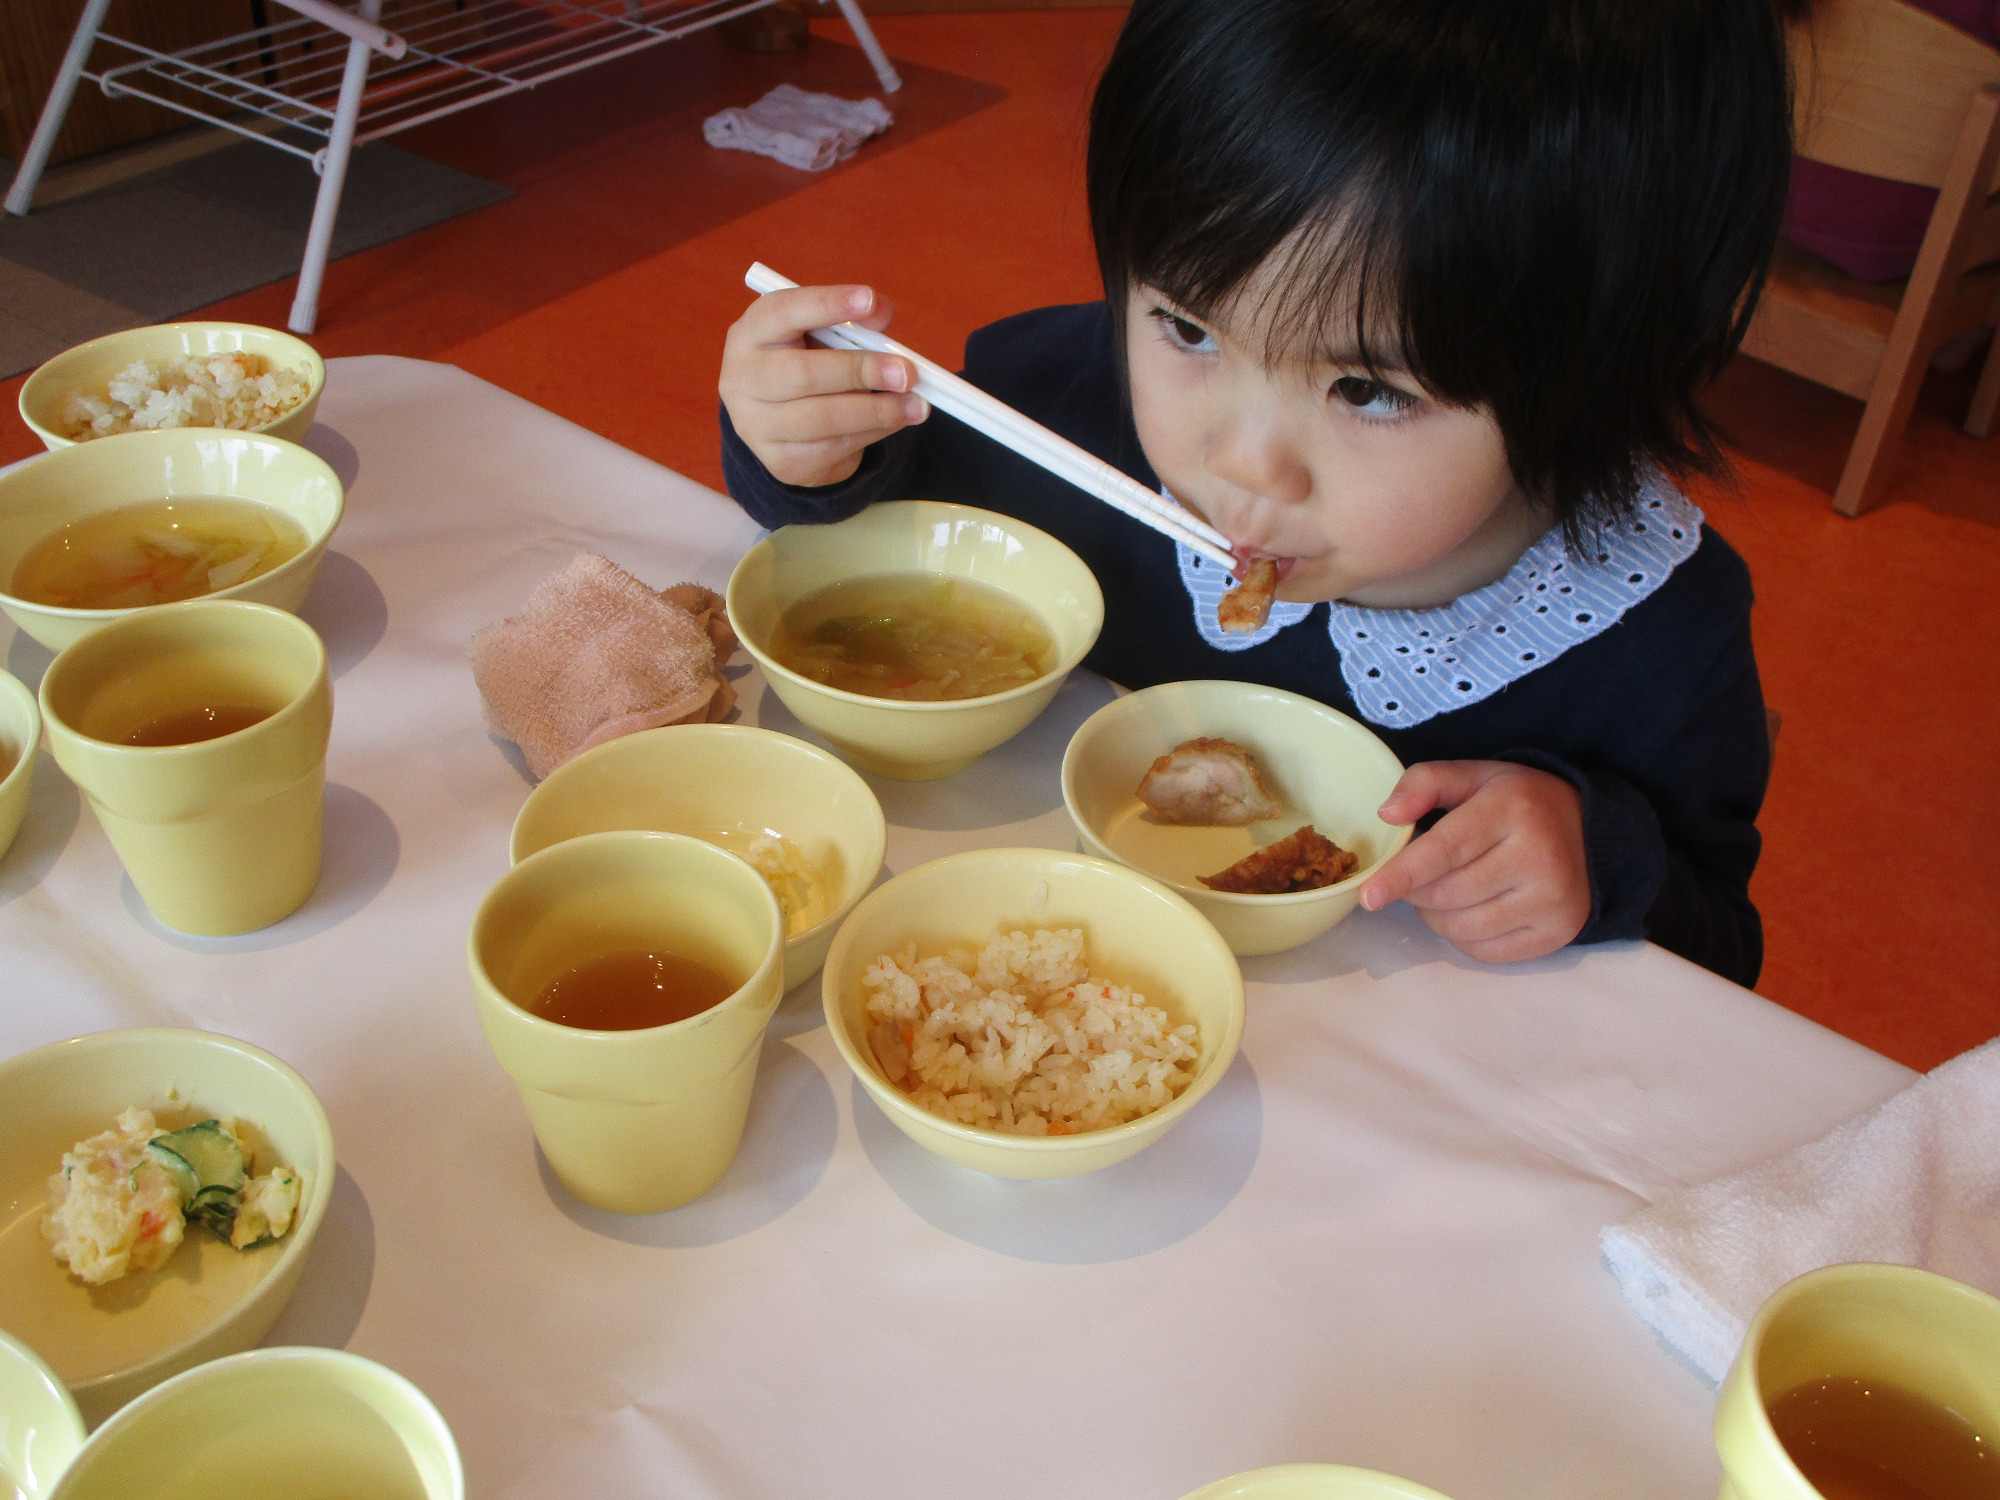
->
[0,357,1915,1500]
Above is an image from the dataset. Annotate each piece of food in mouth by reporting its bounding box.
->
[42,1107,304,1285]
[1200,824,1359,894]
[1137,736,1285,825]
[1217,557,1279,633]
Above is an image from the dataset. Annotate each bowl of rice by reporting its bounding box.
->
[0,428,343,652]
[821,846,1243,1179]
[19,323,324,452]
[509,722,888,992]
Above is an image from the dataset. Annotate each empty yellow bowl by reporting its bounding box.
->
[510,722,886,991]
[0,428,344,653]
[1180,1466,1458,1500]
[0,1329,84,1500]
[1062,681,1412,956]
[821,846,1243,1179]
[0,668,39,863]
[727,500,1104,780]
[18,322,324,453]
[0,1030,335,1427]
[46,1346,461,1500]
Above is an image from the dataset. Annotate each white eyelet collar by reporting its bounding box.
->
[1169,478,1704,728]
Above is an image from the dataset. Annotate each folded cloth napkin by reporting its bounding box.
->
[469,554,738,780]
[703,83,891,171]
[1601,1037,2000,1382]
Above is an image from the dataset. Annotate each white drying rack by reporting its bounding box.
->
[4,0,901,333]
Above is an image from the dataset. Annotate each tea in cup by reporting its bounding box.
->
[469,829,785,1214]
[1714,1264,2000,1500]
[39,599,331,935]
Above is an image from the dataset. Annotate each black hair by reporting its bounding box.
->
[1087,0,1794,545]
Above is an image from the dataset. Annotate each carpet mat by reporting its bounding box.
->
[0,140,511,377]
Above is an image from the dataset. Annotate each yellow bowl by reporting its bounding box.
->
[18,322,324,453]
[727,500,1104,780]
[0,1030,335,1427]
[0,429,344,653]
[0,1329,84,1500]
[510,722,886,992]
[1062,681,1412,956]
[821,846,1243,1179]
[1180,1467,1458,1500]
[46,1346,461,1500]
[0,668,40,862]
[1715,1264,2000,1500]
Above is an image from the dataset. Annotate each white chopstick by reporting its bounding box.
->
[744,263,1239,572]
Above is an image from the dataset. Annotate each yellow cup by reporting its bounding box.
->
[46,1346,461,1500]
[0,1328,84,1500]
[38,599,331,935]
[469,830,786,1214]
[1714,1264,2000,1500]
[0,667,40,862]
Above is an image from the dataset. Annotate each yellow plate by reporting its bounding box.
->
[0,1030,334,1427]
[822,846,1243,1179]
[1180,1466,1459,1500]
[0,1328,84,1500]
[1063,680,1412,956]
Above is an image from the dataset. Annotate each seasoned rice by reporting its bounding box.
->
[862,927,1199,1136]
[62,353,310,440]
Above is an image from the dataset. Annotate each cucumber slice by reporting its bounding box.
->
[139,1142,199,1203]
[150,1121,247,1197]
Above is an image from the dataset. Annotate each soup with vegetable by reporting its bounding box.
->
[12,498,308,610]
[770,574,1055,701]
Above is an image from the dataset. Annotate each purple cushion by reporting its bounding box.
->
[1782,0,1999,282]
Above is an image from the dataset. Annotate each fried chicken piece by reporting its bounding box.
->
[1199,824,1358,894]
[1137,737,1284,825]
[1217,557,1279,633]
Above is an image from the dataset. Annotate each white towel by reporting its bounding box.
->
[703,83,892,172]
[1601,1036,2000,1382]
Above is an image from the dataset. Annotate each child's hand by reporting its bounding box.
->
[1357,761,1590,963]
[719,284,929,488]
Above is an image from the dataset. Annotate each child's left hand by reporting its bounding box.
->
[1357,761,1590,963]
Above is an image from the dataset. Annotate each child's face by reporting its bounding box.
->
[1123,284,1538,609]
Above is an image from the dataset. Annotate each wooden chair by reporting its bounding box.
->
[1741,0,2000,516]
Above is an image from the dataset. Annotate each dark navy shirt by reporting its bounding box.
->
[722,301,1769,986]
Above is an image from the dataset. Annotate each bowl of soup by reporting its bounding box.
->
[727,501,1104,780]
[0,429,343,652]
[19,323,324,453]
[1062,680,1412,956]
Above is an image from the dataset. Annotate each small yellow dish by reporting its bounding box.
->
[18,322,324,453]
[727,500,1104,780]
[1062,681,1411,956]
[0,668,40,863]
[510,722,886,992]
[0,1329,84,1500]
[0,1030,334,1427]
[46,1346,461,1500]
[0,429,344,653]
[821,846,1243,1179]
[1180,1466,1459,1500]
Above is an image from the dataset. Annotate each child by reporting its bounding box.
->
[718,0,1791,988]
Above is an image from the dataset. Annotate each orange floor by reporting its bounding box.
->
[4,9,1994,1072]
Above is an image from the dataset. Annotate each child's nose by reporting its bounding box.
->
[1203,424,1311,506]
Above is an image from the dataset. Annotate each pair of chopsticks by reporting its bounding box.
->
[744,264,1238,572]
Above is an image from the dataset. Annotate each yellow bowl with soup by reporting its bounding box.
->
[822,846,1243,1179]
[0,429,343,652]
[727,501,1104,780]
[1062,680,1412,956]
[19,322,324,453]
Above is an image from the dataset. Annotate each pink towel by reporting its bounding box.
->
[470,554,738,779]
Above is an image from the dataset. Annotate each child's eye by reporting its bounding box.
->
[1149,308,1218,355]
[1330,375,1418,418]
